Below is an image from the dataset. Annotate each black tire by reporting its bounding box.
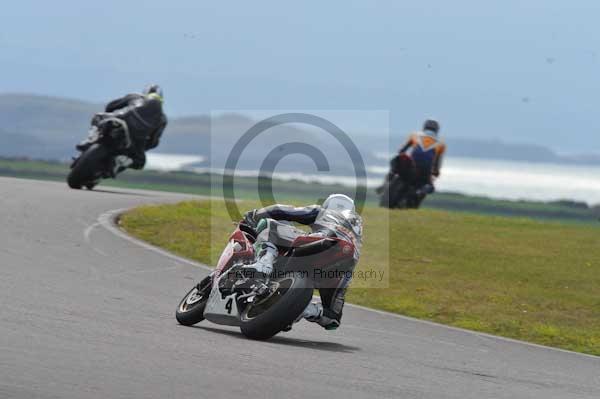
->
[67,144,110,189]
[379,176,404,208]
[176,276,212,326]
[407,192,425,209]
[379,181,392,208]
[239,273,313,340]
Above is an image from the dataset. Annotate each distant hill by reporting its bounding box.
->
[447,138,565,163]
[1,93,598,166]
[0,94,97,159]
[0,94,322,162]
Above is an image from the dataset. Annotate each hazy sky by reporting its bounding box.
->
[1,1,599,151]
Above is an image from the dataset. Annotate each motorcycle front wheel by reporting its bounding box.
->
[176,275,212,326]
[67,144,109,189]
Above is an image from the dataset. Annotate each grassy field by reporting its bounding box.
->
[121,200,600,356]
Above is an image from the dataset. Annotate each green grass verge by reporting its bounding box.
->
[120,200,600,356]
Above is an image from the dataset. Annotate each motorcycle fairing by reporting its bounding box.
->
[203,274,241,326]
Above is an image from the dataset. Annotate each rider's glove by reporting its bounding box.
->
[91,112,109,126]
[243,209,258,228]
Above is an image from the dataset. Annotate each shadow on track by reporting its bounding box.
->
[190,325,360,354]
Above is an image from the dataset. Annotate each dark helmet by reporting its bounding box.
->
[423,119,440,135]
[143,84,164,102]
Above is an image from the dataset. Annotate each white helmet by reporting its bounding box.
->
[322,194,355,213]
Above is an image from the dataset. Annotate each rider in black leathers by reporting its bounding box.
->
[77,84,167,175]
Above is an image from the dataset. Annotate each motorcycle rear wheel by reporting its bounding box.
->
[239,272,312,340]
[67,144,109,189]
[379,176,405,208]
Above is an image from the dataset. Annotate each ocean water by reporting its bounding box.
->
[146,153,600,205]
[437,157,600,205]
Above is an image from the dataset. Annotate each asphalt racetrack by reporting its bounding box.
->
[0,177,598,398]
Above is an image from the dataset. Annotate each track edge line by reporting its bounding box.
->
[98,206,599,360]
[97,207,212,272]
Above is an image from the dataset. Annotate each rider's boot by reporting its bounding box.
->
[111,155,133,178]
[297,302,340,330]
[242,242,278,277]
[415,183,434,197]
[283,302,323,332]
[301,302,323,321]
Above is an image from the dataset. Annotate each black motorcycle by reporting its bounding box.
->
[378,153,429,209]
[67,120,131,190]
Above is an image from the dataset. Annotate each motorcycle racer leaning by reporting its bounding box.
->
[77,84,167,176]
[242,194,363,331]
[378,119,446,198]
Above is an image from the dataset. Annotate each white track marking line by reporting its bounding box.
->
[346,303,599,360]
[83,222,109,257]
[97,208,212,271]
[79,222,104,277]
[97,207,599,360]
[84,222,100,243]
